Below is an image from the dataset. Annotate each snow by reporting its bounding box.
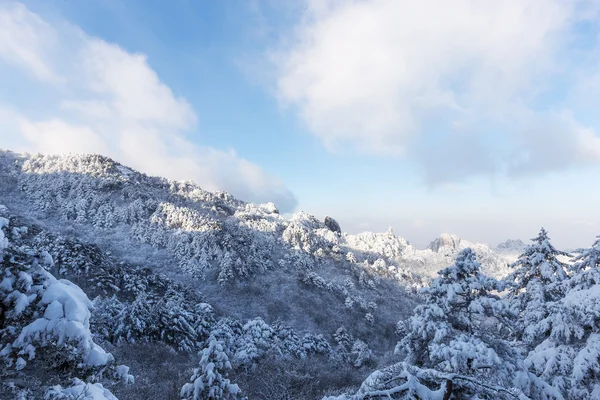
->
[40,250,54,267]
[13,277,114,368]
[0,276,13,291]
[15,357,26,370]
[572,334,600,383]
[41,279,92,323]
[182,337,241,400]
[116,165,133,178]
[563,284,600,307]
[9,291,30,316]
[86,343,114,367]
[47,379,118,400]
[115,364,135,384]
[0,216,8,251]
[18,271,33,289]
[4,150,599,400]
[44,300,64,319]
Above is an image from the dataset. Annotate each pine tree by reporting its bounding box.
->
[326,250,534,400]
[180,336,241,400]
[392,248,523,398]
[508,228,569,296]
[350,339,372,368]
[506,228,570,345]
[570,235,600,285]
[113,292,155,344]
[522,234,600,399]
[272,323,304,358]
[154,288,199,352]
[233,318,274,366]
[333,326,353,351]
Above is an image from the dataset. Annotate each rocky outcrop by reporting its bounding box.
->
[324,216,341,234]
[427,233,461,252]
[495,239,526,252]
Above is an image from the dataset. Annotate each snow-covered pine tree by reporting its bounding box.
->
[91,295,125,344]
[233,318,275,366]
[300,332,331,357]
[217,251,235,284]
[180,336,241,400]
[333,326,353,352]
[505,228,570,346]
[570,235,600,276]
[154,288,201,352]
[0,214,126,397]
[387,248,523,399]
[521,234,600,399]
[272,323,304,359]
[113,292,155,344]
[508,228,569,293]
[350,339,372,368]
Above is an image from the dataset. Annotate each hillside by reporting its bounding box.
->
[0,150,529,399]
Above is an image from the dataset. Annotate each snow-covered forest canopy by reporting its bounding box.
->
[0,150,598,399]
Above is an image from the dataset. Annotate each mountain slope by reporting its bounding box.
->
[0,150,518,398]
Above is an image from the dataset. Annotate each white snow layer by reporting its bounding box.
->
[47,379,118,400]
[14,276,114,368]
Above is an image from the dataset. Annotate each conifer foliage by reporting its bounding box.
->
[521,234,600,399]
[180,336,242,400]
[393,248,522,399]
[508,228,569,302]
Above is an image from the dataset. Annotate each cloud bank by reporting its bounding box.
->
[275,0,600,184]
[0,2,297,211]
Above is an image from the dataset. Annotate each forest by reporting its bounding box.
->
[0,150,598,400]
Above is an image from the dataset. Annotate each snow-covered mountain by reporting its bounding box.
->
[0,150,530,399]
[396,233,515,280]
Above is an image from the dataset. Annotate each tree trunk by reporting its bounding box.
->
[443,379,453,400]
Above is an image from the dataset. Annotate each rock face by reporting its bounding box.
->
[324,216,341,234]
[427,233,461,252]
[494,239,527,263]
[495,239,526,252]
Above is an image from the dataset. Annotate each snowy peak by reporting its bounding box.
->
[427,233,462,252]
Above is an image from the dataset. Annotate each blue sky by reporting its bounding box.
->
[2,0,600,248]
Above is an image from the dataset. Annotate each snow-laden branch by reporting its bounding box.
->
[358,363,529,400]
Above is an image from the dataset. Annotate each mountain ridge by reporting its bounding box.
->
[0,149,527,399]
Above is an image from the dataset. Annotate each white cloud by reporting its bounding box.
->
[79,39,196,130]
[0,2,61,83]
[18,118,108,155]
[507,110,600,176]
[275,0,600,181]
[0,2,297,211]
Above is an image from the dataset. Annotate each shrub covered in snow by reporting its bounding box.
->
[180,336,241,400]
[0,208,130,398]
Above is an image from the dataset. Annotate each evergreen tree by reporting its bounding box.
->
[570,235,600,277]
[350,339,372,368]
[333,326,353,351]
[113,292,155,344]
[391,249,524,399]
[233,318,274,366]
[522,234,600,399]
[180,336,241,400]
[508,228,569,296]
[154,288,200,352]
[506,228,570,345]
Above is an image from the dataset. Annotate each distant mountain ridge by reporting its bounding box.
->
[496,238,527,252]
[0,150,518,282]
